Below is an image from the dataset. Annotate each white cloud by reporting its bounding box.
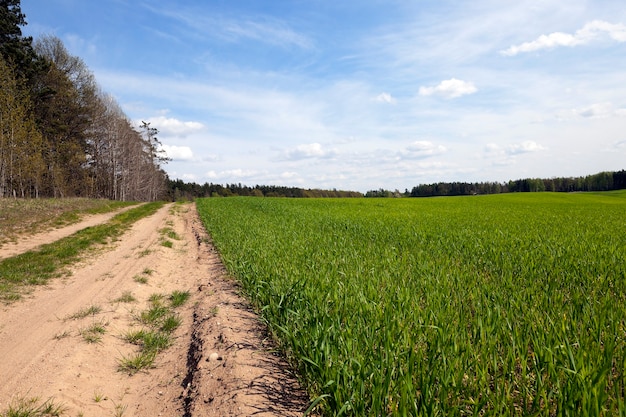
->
[501,20,626,56]
[556,102,626,120]
[375,92,396,104]
[508,140,546,155]
[161,145,194,161]
[144,5,312,50]
[419,78,477,99]
[225,18,313,49]
[486,141,547,158]
[579,103,611,118]
[206,169,260,180]
[64,33,98,57]
[400,141,447,159]
[279,171,300,179]
[143,116,205,137]
[576,102,617,119]
[282,143,337,161]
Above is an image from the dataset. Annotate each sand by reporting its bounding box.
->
[0,203,309,416]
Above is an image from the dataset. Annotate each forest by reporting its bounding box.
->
[405,170,626,197]
[166,179,364,200]
[0,1,169,201]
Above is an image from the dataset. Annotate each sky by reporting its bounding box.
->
[22,0,626,192]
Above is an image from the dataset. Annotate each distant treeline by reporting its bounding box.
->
[365,170,626,198]
[168,170,625,200]
[167,179,363,199]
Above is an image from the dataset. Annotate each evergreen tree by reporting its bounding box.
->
[0,0,46,81]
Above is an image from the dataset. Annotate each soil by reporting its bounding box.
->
[0,203,311,416]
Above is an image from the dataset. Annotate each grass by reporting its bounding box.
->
[133,275,148,284]
[111,399,128,417]
[123,329,172,351]
[0,202,165,303]
[65,304,101,320]
[117,346,157,375]
[93,391,106,403]
[141,329,173,351]
[167,230,180,240]
[159,227,181,240]
[113,291,136,303]
[139,304,169,326]
[53,330,72,340]
[122,329,148,345]
[0,198,136,247]
[0,397,66,417]
[159,314,182,333]
[132,268,154,285]
[158,226,180,248]
[118,289,189,375]
[196,192,626,416]
[147,293,163,302]
[118,349,157,375]
[169,290,190,308]
[80,319,108,343]
[137,249,152,257]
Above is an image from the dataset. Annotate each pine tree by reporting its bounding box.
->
[0,0,46,81]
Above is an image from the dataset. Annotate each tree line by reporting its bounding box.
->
[364,170,626,198]
[168,170,625,201]
[166,179,363,200]
[0,1,168,200]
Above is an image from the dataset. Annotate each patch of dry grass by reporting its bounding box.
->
[0,202,164,303]
[0,198,135,247]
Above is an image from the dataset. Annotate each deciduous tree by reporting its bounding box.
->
[33,35,98,197]
[0,55,44,197]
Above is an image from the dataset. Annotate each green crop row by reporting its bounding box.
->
[196,191,626,416]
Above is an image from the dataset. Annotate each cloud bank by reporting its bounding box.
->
[282,143,338,161]
[501,20,626,56]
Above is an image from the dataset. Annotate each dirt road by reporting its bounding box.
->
[0,203,309,416]
[0,206,136,260]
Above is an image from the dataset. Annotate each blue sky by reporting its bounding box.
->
[22,0,626,192]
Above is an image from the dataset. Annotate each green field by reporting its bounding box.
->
[196,192,626,416]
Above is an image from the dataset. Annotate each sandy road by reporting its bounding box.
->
[0,203,309,416]
[0,206,137,260]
